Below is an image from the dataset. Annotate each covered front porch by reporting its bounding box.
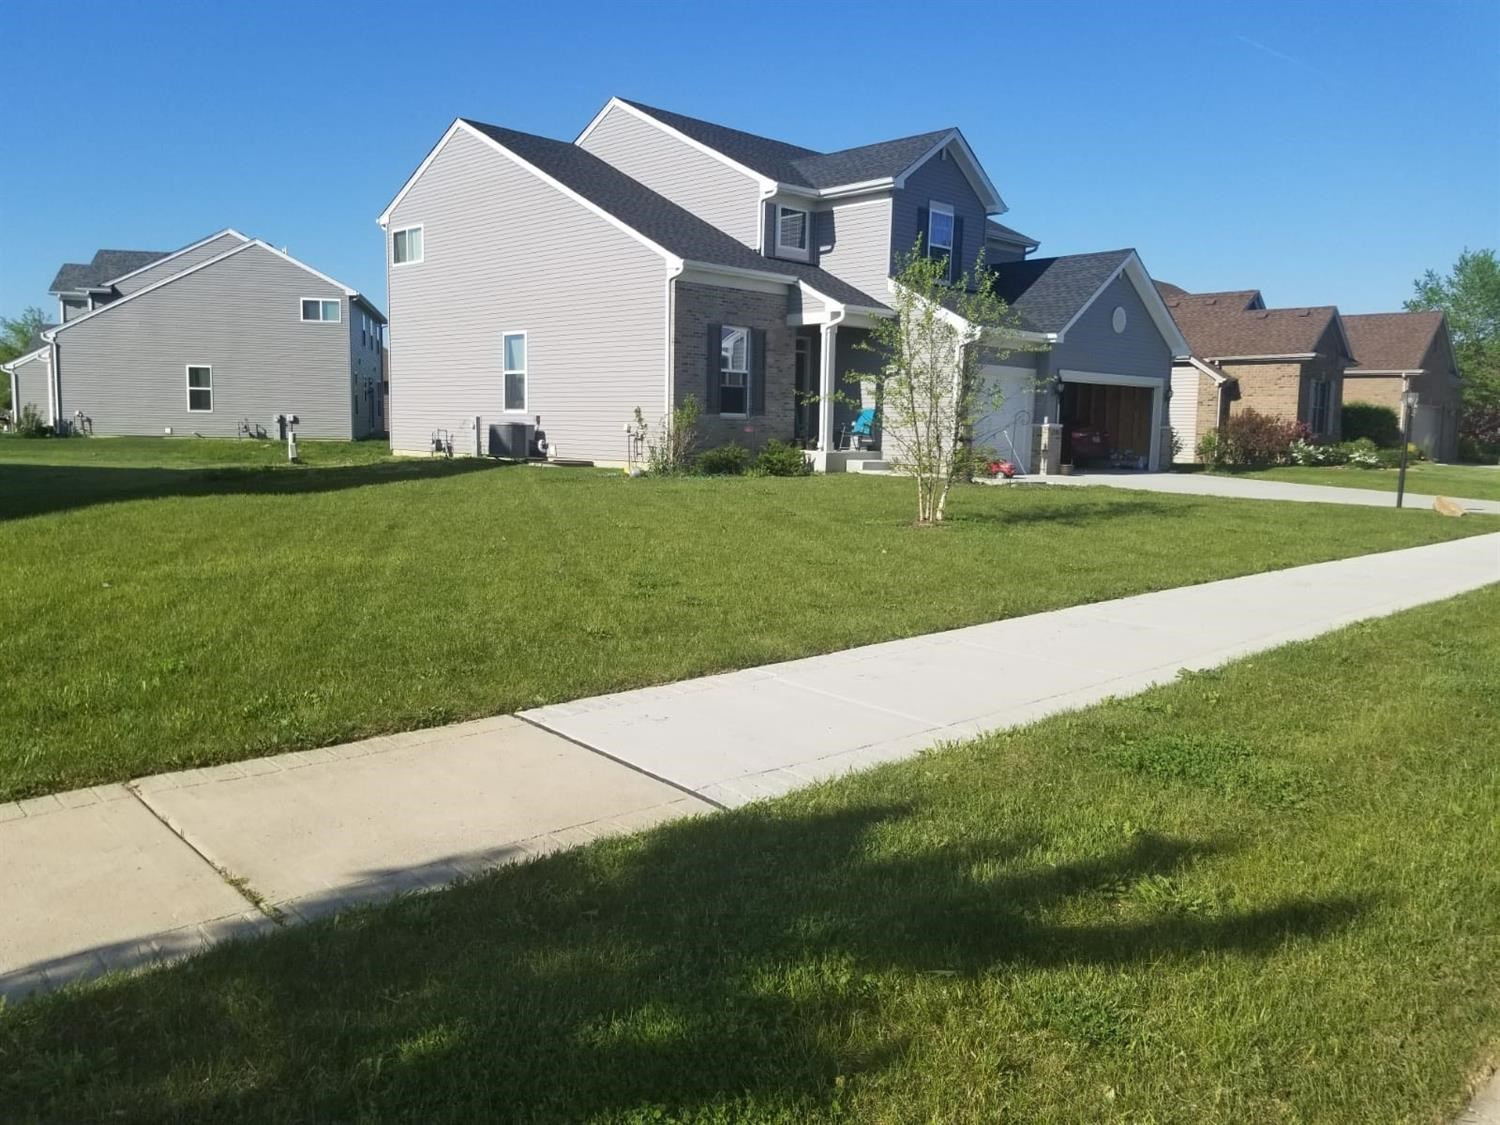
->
[791,316,887,473]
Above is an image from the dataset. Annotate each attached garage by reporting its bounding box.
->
[1059,371,1163,470]
[974,364,1039,471]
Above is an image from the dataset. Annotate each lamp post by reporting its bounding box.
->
[1396,389,1419,509]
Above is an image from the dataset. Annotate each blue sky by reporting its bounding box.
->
[4,0,1497,320]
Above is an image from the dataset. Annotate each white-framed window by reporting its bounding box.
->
[927,201,955,280]
[392,225,423,265]
[301,298,341,323]
[502,331,527,413]
[776,206,810,259]
[1309,377,1332,435]
[719,325,750,416]
[186,365,213,412]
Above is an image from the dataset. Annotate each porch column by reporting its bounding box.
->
[816,323,838,452]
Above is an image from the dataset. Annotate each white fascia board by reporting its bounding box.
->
[1186,356,1232,384]
[104,228,251,287]
[813,178,896,200]
[458,121,681,268]
[581,98,777,195]
[378,120,465,228]
[1,346,49,373]
[1346,368,1421,376]
[1059,368,1164,387]
[44,241,258,338]
[892,130,1005,214]
[682,260,795,285]
[1209,353,1318,362]
[1052,253,1190,357]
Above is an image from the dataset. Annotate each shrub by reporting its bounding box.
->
[1215,409,1307,467]
[1289,439,1347,466]
[1196,431,1223,468]
[16,404,53,439]
[630,395,701,475]
[753,439,812,477]
[1341,403,1402,448]
[696,444,751,476]
[1457,434,1500,464]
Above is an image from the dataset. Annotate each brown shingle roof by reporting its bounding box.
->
[1167,289,1265,312]
[1155,281,1189,299]
[1342,311,1446,372]
[1165,301,1344,359]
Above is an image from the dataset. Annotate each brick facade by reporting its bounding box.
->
[672,281,798,451]
[1219,354,1346,442]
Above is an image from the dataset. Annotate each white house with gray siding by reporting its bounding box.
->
[380,97,1186,470]
[10,231,387,439]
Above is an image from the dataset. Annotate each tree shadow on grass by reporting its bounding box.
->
[0,458,512,521]
[1,799,1370,1122]
[952,491,1203,528]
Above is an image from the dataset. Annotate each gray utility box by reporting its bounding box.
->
[488,422,534,460]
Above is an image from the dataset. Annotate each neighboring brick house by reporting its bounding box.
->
[379,99,1187,469]
[1160,286,1353,458]
[1341,311,1461,461]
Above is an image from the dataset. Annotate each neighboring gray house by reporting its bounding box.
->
[6,231,387,439]
[380,97,1185,469]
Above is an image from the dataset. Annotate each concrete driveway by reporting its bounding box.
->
[1032,470,1500,514]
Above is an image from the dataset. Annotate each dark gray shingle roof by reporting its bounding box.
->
[989,249,1133,333]
[48,249,170,293]
[984,219,1039,249]
[461,120,887,309]
[620,99,953,191]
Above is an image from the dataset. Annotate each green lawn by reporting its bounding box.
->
[4,589,1497,1123]
[1224,461,1500,503]
[1,438,1494,801]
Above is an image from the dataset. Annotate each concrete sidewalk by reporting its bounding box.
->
[1034,470,1500,514]
[524,533,1499,806]
[4,533,1496,1003]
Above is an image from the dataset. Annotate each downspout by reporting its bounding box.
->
[664,259,685,420]
[48,339,61,428]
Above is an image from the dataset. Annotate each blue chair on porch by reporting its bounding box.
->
[839,407,877,451]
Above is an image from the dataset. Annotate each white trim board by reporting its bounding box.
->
[105,229,250,288]
[893,130,1005,214]
[1054,252,1190,356]
[576,98,779,195]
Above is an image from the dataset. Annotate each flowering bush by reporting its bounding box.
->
[1288,439,1345,466]
[1212,409,1308,467]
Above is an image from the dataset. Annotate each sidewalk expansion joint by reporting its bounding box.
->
[124,781,287,926]
[515,714,728,812]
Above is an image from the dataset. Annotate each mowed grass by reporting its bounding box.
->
[1226,461,1500,503]
[3,589,1497,1123]
[0,437,1493,800]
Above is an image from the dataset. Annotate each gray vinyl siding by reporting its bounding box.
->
[9,353,50,419]
[60,297,89,322]
[53,244,355,438]
[349,301,384,438]
[578,104,762,249]
[814,197,892,301]
[890,148,987,276]
[112,232,249,295]
[1049,272,1173,384]
[386,126,667,461]
[788,287,826,320]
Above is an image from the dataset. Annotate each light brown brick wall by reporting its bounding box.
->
[1220,358,1345,441]
[1343,373,1403,411]
[672,281,797,451]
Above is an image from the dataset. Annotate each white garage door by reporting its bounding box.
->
[1169,367,1199,462]
[975,365,1037,473]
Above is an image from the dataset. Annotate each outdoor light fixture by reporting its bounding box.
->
[1396,389,1420,509]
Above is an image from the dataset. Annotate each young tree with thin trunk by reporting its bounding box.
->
[850,245,1034,524]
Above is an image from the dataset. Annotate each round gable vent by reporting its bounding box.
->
[1112,306,1128,333]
